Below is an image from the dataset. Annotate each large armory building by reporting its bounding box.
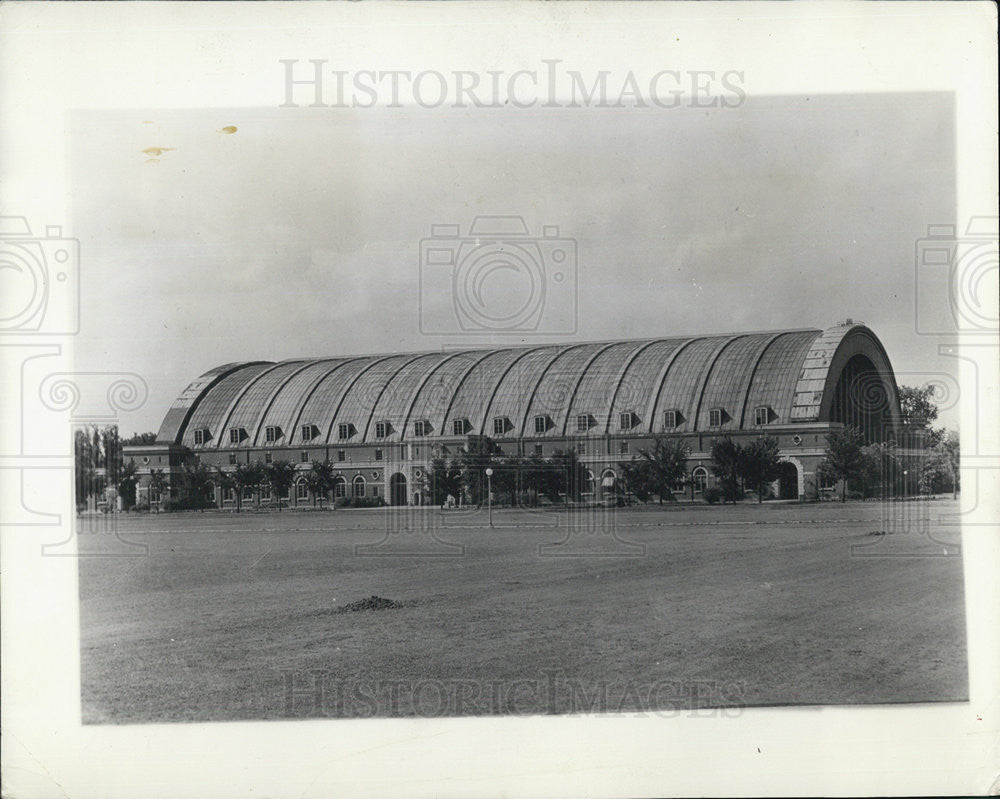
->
[125,322,902,508]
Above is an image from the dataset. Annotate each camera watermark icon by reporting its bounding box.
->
[419,215,577,336]
[914,216,999,337]
[0,216,79,335]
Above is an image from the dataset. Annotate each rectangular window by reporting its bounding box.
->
[534,415,547,434]
[619,412,632,430]
[754,406,770,426]
[194,429,205,445]
[228,453,237,465]
[265,426,278,443]
[709,408,723,427]
[619,440,629,455]
[265,452,272,463]
[576,414,589,433]
[337,449,346,462]
[414,420,427,437]
[534,443,544,457]
[413,446,420,457]
[492,417,506,436]
[301,451,309,463]
[375,421,388,439]
[301,424,314,442]
[375,448,384,461]
[338,423,350,440]
[296,481,308,500]
[229,428,241,444]
[372,486,379,497]
[452,419,465,436]
[578,442,587,455]
[663,410,678,429]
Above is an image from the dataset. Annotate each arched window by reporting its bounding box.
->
[296,479,309,501]
[333,476,347,498]
[352,475,366,498]
[600,468,617,494]
[692,467,708,493]
[585,469,596,496]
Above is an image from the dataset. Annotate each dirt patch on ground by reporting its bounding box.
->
[335,595,407,613]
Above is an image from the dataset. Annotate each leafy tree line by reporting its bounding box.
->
[618,436,692,503]
[704,435,784,504]
[206,458,343,512]
[74,425,153,510]
[74,426,340,512]
[421,434,786,508]
[816,384,958,501]
[425,438,591,507]
[818,427,958,502]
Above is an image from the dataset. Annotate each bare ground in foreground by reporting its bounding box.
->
[77,500,967,723]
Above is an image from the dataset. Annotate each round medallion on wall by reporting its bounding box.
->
[792,435,802,446]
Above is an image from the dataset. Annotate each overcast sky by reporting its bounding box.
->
[71,92,958,434]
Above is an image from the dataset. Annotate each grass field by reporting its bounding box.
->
[77,500,967,723]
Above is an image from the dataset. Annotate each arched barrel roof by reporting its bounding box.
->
[156,323,900,448]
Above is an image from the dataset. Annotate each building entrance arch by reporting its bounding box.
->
[389,472,408,506]
[778,460,800,499]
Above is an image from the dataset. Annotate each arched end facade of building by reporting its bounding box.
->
[126,322,901,506]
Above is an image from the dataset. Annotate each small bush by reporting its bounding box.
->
[703,487,723,504]
[335,496,387,508]
[162,495,216,512]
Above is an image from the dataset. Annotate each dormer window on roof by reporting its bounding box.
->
[300,424,318,442]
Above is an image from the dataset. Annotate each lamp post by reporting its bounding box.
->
[485,467,494,528]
